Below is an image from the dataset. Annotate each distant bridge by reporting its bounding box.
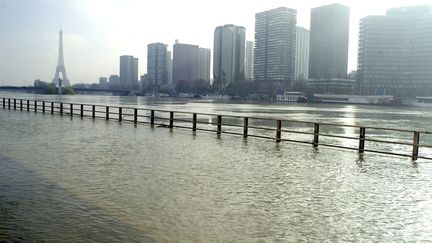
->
[0,86,133,95]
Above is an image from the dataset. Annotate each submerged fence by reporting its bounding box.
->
[2,97,432,161]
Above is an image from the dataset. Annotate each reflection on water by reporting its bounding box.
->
[339,105,358,148]
[1,93,432,241]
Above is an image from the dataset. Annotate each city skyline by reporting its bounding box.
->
[0,0,431,86]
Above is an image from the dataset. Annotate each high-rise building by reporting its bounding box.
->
[245,40,254,81]
[119,55,138,90]
[309,4,350,79]
[140,74,148,91]
[99,77,108,88]
[295,27,310,81]
[132,58,138,87]
[99,77,108,89]
[99,77,107,83]
[358,5,432,96]
[109,74,120,88]
[167,51,173,85]
[172,40,200,86]
[147,43,168,87]
[213,24,246,89]
[199,48,211,84]
[254,7,297,85]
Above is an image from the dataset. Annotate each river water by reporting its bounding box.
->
[1,92,432,242]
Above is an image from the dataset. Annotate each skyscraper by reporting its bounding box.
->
[254,7,297,85]
[295,27,310,81]
[147,43,168,88]
[245,40,254,81]
[132,58,138,87]
[358,5,432,96]
[309,4,350,79]
[172,41,200,86]
[166,51,173,85]
[213,24,246,90]
[119,55,138,90]
[199,48,211,84]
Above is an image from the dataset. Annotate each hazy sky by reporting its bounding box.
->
[0,0,430,86]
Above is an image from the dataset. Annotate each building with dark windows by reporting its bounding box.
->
[254,7,297,88]
[147,43,169,89]
[172,40,200,87]
[245,40,254,81]
[213,24,246,91]
[358,5,432,96]
[309,4,350,79]
[167,51,173,85]
[119,55,138,90]
[295,27,310,81]
[199,48,211,85]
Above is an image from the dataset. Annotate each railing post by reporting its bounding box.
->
[42,101,45,113]
[68,104,72,116]
[243,117,248,138]
[20,99,23,110]
[150,110,155,126]
[359,127,366,153]
[60,103,63,115]
[8,98,10,109]
[313,123,320,147]
[276,120,282,142]
[2,98,5,109]
[92,105,95,119]
[217,115,222,135]
[80,104,84,118]
[192,113,197,131]
[34,100,37,112]
[51,102,54,114]
[118,107,122,121]
[106,106,109,120]
[13,99,16,110]
[27,100,29,111]
[134,108,138,124]
[169,112,174,128]
[412,131,420,161]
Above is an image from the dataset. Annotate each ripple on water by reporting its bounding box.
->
[1,101,432,241]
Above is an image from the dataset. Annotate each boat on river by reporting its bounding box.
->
[312,94,399,105]
[276,92,307,102]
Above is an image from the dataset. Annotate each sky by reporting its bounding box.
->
[0,0,431,86]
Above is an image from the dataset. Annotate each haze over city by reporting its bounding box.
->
[2,1,432,242]
[0,0,430,85]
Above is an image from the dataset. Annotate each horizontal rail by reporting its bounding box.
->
[4,97,431,134]
[1,97,432,162]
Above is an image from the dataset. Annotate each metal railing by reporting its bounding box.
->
[2,97,431,161]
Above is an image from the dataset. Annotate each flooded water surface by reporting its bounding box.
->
[1,93,432,241]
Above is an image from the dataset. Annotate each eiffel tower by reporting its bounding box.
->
[52,30,70,87]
